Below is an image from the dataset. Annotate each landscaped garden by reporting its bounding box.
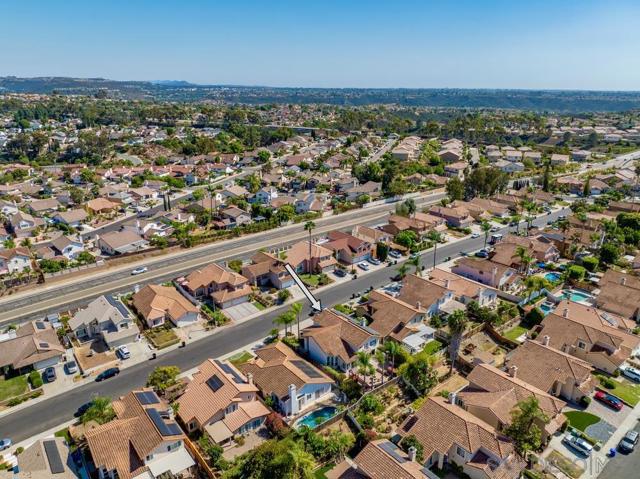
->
[547,450,584,479]
[229,350,254,366]
[0,375,29,403]
[503,325,528,342]
[563,411,600,432]
[145,327,180,349]
[597,376,640,406]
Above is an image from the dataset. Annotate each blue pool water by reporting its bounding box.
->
[295,406,338,429]
[560,289,593,303]
[539,302,555,316]
[544,272,561,282]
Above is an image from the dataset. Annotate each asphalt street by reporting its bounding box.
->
[0,192,445,326]
[0,207,568,443]
[597,422,640,478]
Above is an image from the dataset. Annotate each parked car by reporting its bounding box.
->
[490,225,500,232]
[594,391,623,411]
[368,258,381,266]
[357,262,370,271]
[563,435,593,457]
[131,266,148,275]
[43,367,57,383]
[471,232,480,239]
[622,366,640,383]
[475,250,489,258]
[333,268,347,278]
[74,402,92,418]
[618,430,639,453]
[0,439,12,451]
[388,250,401,259]
[65,360,78,375]
[95,367,120,382]
[116,345,131,360]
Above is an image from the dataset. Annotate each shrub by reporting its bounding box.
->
[357,413,375,429]
[265,412,288,438]
[29,371,43,389]
[581,256,598,272]
[359,394,384,415]
[568,265,586,282]
[579,396,592,407]
[522,307,544,328]
[277,289,292,303]
[601,377,616,389]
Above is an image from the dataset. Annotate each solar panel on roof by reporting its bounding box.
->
[147,408,182,436]
[291,360,323,378]
[35,321,46,330]
[379,441,406,463]
[206,374,224,392]
[43,439,65,474]
[39,342,49,349]
[402,416,418,432]
[215,359,245,384]
[135,391,159,405]
[105,294,131,318]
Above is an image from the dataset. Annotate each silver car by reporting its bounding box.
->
[622,366,640,382]
[563,434,593,457]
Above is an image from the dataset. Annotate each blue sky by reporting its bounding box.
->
[1,0,639,90]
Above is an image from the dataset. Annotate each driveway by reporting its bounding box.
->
[598,422,640,478]
[223,302,260,322]
[586,397,632,429]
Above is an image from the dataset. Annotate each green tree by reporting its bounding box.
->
[481,220,492,247]
[542,161,551,192]
[427,230,441,269]
[447,309,468,375]
[400,435,424,463]
[395,230,418,249]
[191,188,205,202]
[304,221,316,272]
[375,242,389,261]
[600,243,620,265]
[409,254,421,275]
[356,351,375,387]
[446,176,464,201]
[146,366,181,393]
[515,246,533,277]
[223,438,315,479]
[504,397,549,457]
[277,288,292,303]
[399,351,437,394]
[290,302,303,339]
[81,396,115,425]
[582,177,591,197]
[396,262,410,279]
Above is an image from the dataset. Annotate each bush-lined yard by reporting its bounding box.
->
[0,375,29,402]
[503,325,528,341]
[145,328,180,349]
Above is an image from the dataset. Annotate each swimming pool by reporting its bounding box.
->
[294,406,338,429]
[560,289,593,303]
[544,272,561,282]
[539,302,555,316]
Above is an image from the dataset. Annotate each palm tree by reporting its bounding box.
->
[356,351,374,387]
[447,309,468,375]
[207,183,216,224]
[427,230,441,269]
[290,302,303,339]
[304,221,316,272]
[383,340,401,370]
[81,396,115,425]
[481,220,492,247]
[515,246,533,277]
[409,254,421,275]
[396,263,409,279]
[286,443,316,479]
[274,311,295,337]
[405,198,416,218]
[510,214,522,234]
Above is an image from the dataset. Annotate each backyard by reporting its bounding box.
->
[422,339,443,356]
[0,375,28,402]
[229,350,254,366]
[547,450,584,479]
[503,325,528,342]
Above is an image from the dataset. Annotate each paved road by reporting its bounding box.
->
[0,207,568,443]
[597,422,640,478]
[0,192,445,325]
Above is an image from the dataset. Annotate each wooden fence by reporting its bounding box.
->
[184,436,217,479]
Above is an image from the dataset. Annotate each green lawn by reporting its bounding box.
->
[252,301,266,311]
[0,375,29,402]
[300,274,320,287]
[145,328,180,349]
[503,325,528,342]
[564,411,600,432]
[229,351,254,366]
[602,378,640,406]
[423,340,443,355]
[314,463,335,479]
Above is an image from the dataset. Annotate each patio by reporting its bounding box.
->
[221,427,269,461]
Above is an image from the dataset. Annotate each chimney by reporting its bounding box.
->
[509,365,518,378]
[133,284,140,294]
[289,384,299,416]
[562,344,571,354]
[621,277,627,286]
[448,392,457,405]
[562,308,569,318]
[408,446,417,462]
[246,372,253,385]
[542,335,550,346]
[416,301,422,311]
[445,279,451,289]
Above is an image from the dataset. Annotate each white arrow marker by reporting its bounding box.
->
[284,263,323,312]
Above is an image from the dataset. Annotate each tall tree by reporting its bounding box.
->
[481,220,492,247]
[427,230,441,269]
[504,397,549,458]
[446,176,464,201]
[304,221,316,272]
[447,309,468,375]
[290,302,303,339]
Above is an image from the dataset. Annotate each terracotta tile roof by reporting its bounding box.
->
[399,396,515,461]
[182,263,248,291]
[0,320,64,370]
[132,284,199,323]
[427,268,494,300]
[364,291,423,338]
[398,274,449,309]
[238,342,333,399]
[86,197,119,212]
[504,340,593,394]
[552,299,636,332]
[353,440,426,479]
[177,358,267,430]
[301,309,378,364]
[85,389,184,479]
[285,240,334,270]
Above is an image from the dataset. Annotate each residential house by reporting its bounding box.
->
[52,208,89,227]
[301,309,379,373]
[495,160,524,174]
[9,211,44,238]
[352,225,393,248]
[86,197,120,215]
[0,199,19,216]
[242,251,294,289]
[0,247,31,275]
[451,258,522,292]
[467,198,510,218]
[458,363,566,442]
[0,320,65,374]
[550,154,570,166]
[428,205,474,228]
[97,230,149,255]
[426,268,498,308]
[504,339,595,403]
[254,187,279,205]
[219,207,252,228]
[0,437,76,479]
[596,270,640,321]
[176,358,270,443]
[536,306,640,373]
[397,396,524,479]
[572,150,592,162]
[285,240,337,274]
[50,235,85,260]
[68,294,140,348]
[85,389,195,479]
[239,342,334,417]
[444,162,468,179]
[345,181,382,201]
[295,192,326,214]
[398,274,460,318]
[25,198,61,215]
[178,263,252,309]
[132,284,200,328]
[324,230,373,265]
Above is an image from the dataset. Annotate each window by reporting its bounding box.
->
[577,341,587,350]
[167,441,181,452]
[456,446,467,458]
[146,454,154,461]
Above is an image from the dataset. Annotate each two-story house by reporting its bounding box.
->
[324,230,372,265]
[451,258,522,293]
[241,251,294,290]
[132,284,200,328]
[426,268,498,308]
[177,358,270,444]
[398,274,459,319]
[301,309,379,373]
[50,235,85,260]
[0,247,31,276]
[285,240,337,274]
[178,263,252,309]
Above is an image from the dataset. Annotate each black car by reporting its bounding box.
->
[74,402,93,418]
[333,268,346,277]
[95,367,120,382]
[43,367,57,383]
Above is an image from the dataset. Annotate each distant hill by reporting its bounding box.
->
[1,76,639,112]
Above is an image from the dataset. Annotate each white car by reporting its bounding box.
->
[116,345,131,360]
[471,232,480,238]
[0,439,11,451]
[562,435,593,457]
[131,266,148,275]
[357,262,370,271]
[622,366,640,382]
